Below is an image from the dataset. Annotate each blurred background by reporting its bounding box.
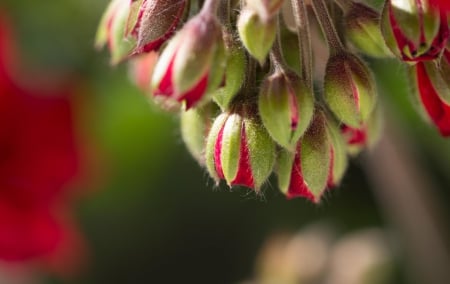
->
[0,0,449,283]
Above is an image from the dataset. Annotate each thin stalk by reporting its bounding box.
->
[201,0,220,15]
[269,15,288,73]
[333,0,352,11]
[291,0,313,88]
[311,0,345,56]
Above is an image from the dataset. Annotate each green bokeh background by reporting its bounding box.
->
[2,0,449,283]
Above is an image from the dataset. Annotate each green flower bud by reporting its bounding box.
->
[246,0,284,22]
[205,111,276,190]
[344,2,392,58]
[326,118,348,187]
[324,52,377,128]
[238,8,277,64]
[258,70,314,150]
[95,0,137,65]
[180,103,218,165]
[212,31,246,110]
[277,111,331,203]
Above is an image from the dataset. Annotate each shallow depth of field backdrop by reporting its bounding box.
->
[1,0,449,284]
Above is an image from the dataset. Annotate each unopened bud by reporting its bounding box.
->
[326,118,348,187]
[246,0,284,22]
[128,51,158,92]
[180,103,218,165]
[212,31,246,110]
[381,0,449,62]
[95,0,136,64]
[238,8,277,64]
[152,12,226,109]
[324,52,377,128]
[259,69,314,150]
[205,111,276,190]
[344,2,392,57]
[277,111,331,203]
[131,0,186,54]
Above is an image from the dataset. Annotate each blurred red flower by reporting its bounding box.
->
[0,9,85,268]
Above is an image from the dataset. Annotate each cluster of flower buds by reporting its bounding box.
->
[96,0,449,203]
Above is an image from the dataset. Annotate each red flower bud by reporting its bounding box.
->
[429,0,450,12]
[413,61,450,136]
[151,12,225,109]
[129,0,186,54]
[381,0,449,62]
[205,111,276,190]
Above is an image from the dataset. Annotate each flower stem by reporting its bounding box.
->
[333,0,352,11]
[201,0,220,15]
[291,0,313,88]
[311,0,345,56]
[269,15,288,73]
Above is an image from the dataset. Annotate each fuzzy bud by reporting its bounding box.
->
[205,111,276,190]
[151,12,226,109]
[324,52,377,128]
[344,2,392,58]
[180,103,218,165]
[246,0,284,22]
[129,0,186,54]
[277,111,331,203]
[238,8,277,65]
[212,31,246,110]
[258,69,314,150]
[95,0,136,64]
[326,119,349,188]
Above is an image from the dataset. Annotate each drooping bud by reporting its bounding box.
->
[412,61,450,136]
[344,2,393,57]
[324,52,377,128]
[95,0,136,64]
[258,69,314,150]
[212,30,246,110]
[246,0,284,22]
[326,118,348,187]
[180,103,218,165]
[205,110,276,190]
[277,111,331,203]
[129,0,186,54]
[128,51,158,92]
[341,104,383,155]
[381,0,449,62]
[151,11,226,109]
[238,8,277,64]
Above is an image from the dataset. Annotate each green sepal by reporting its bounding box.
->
[300,111,331,199]
[244,118,276,190]
[237,8,276,65]
[424,60,450,105]
[205,112,228,182]
[324,53,377,128]
[220,113,243,185]
[180,103,218,165]
[276,148,295,195]
[326,118,348,186]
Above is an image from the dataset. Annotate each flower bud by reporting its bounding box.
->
[258,70,314,150]
[412,61,450,136]
[277,111,331,203]
[381,0,449,62]
[205,111,276,190]
[341,104,383,155]
[130,0,186,54]
[246,0,284,22]
[324,52,377,128]
[212,31,246,110]
[344,3,392,58]
[429,0,450,12]
[151,12,226,109]
[95,0,137,64]
[180,103,218,165]
[326,119,348,187]
[128,51,158,92]
[238,8,277,64]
